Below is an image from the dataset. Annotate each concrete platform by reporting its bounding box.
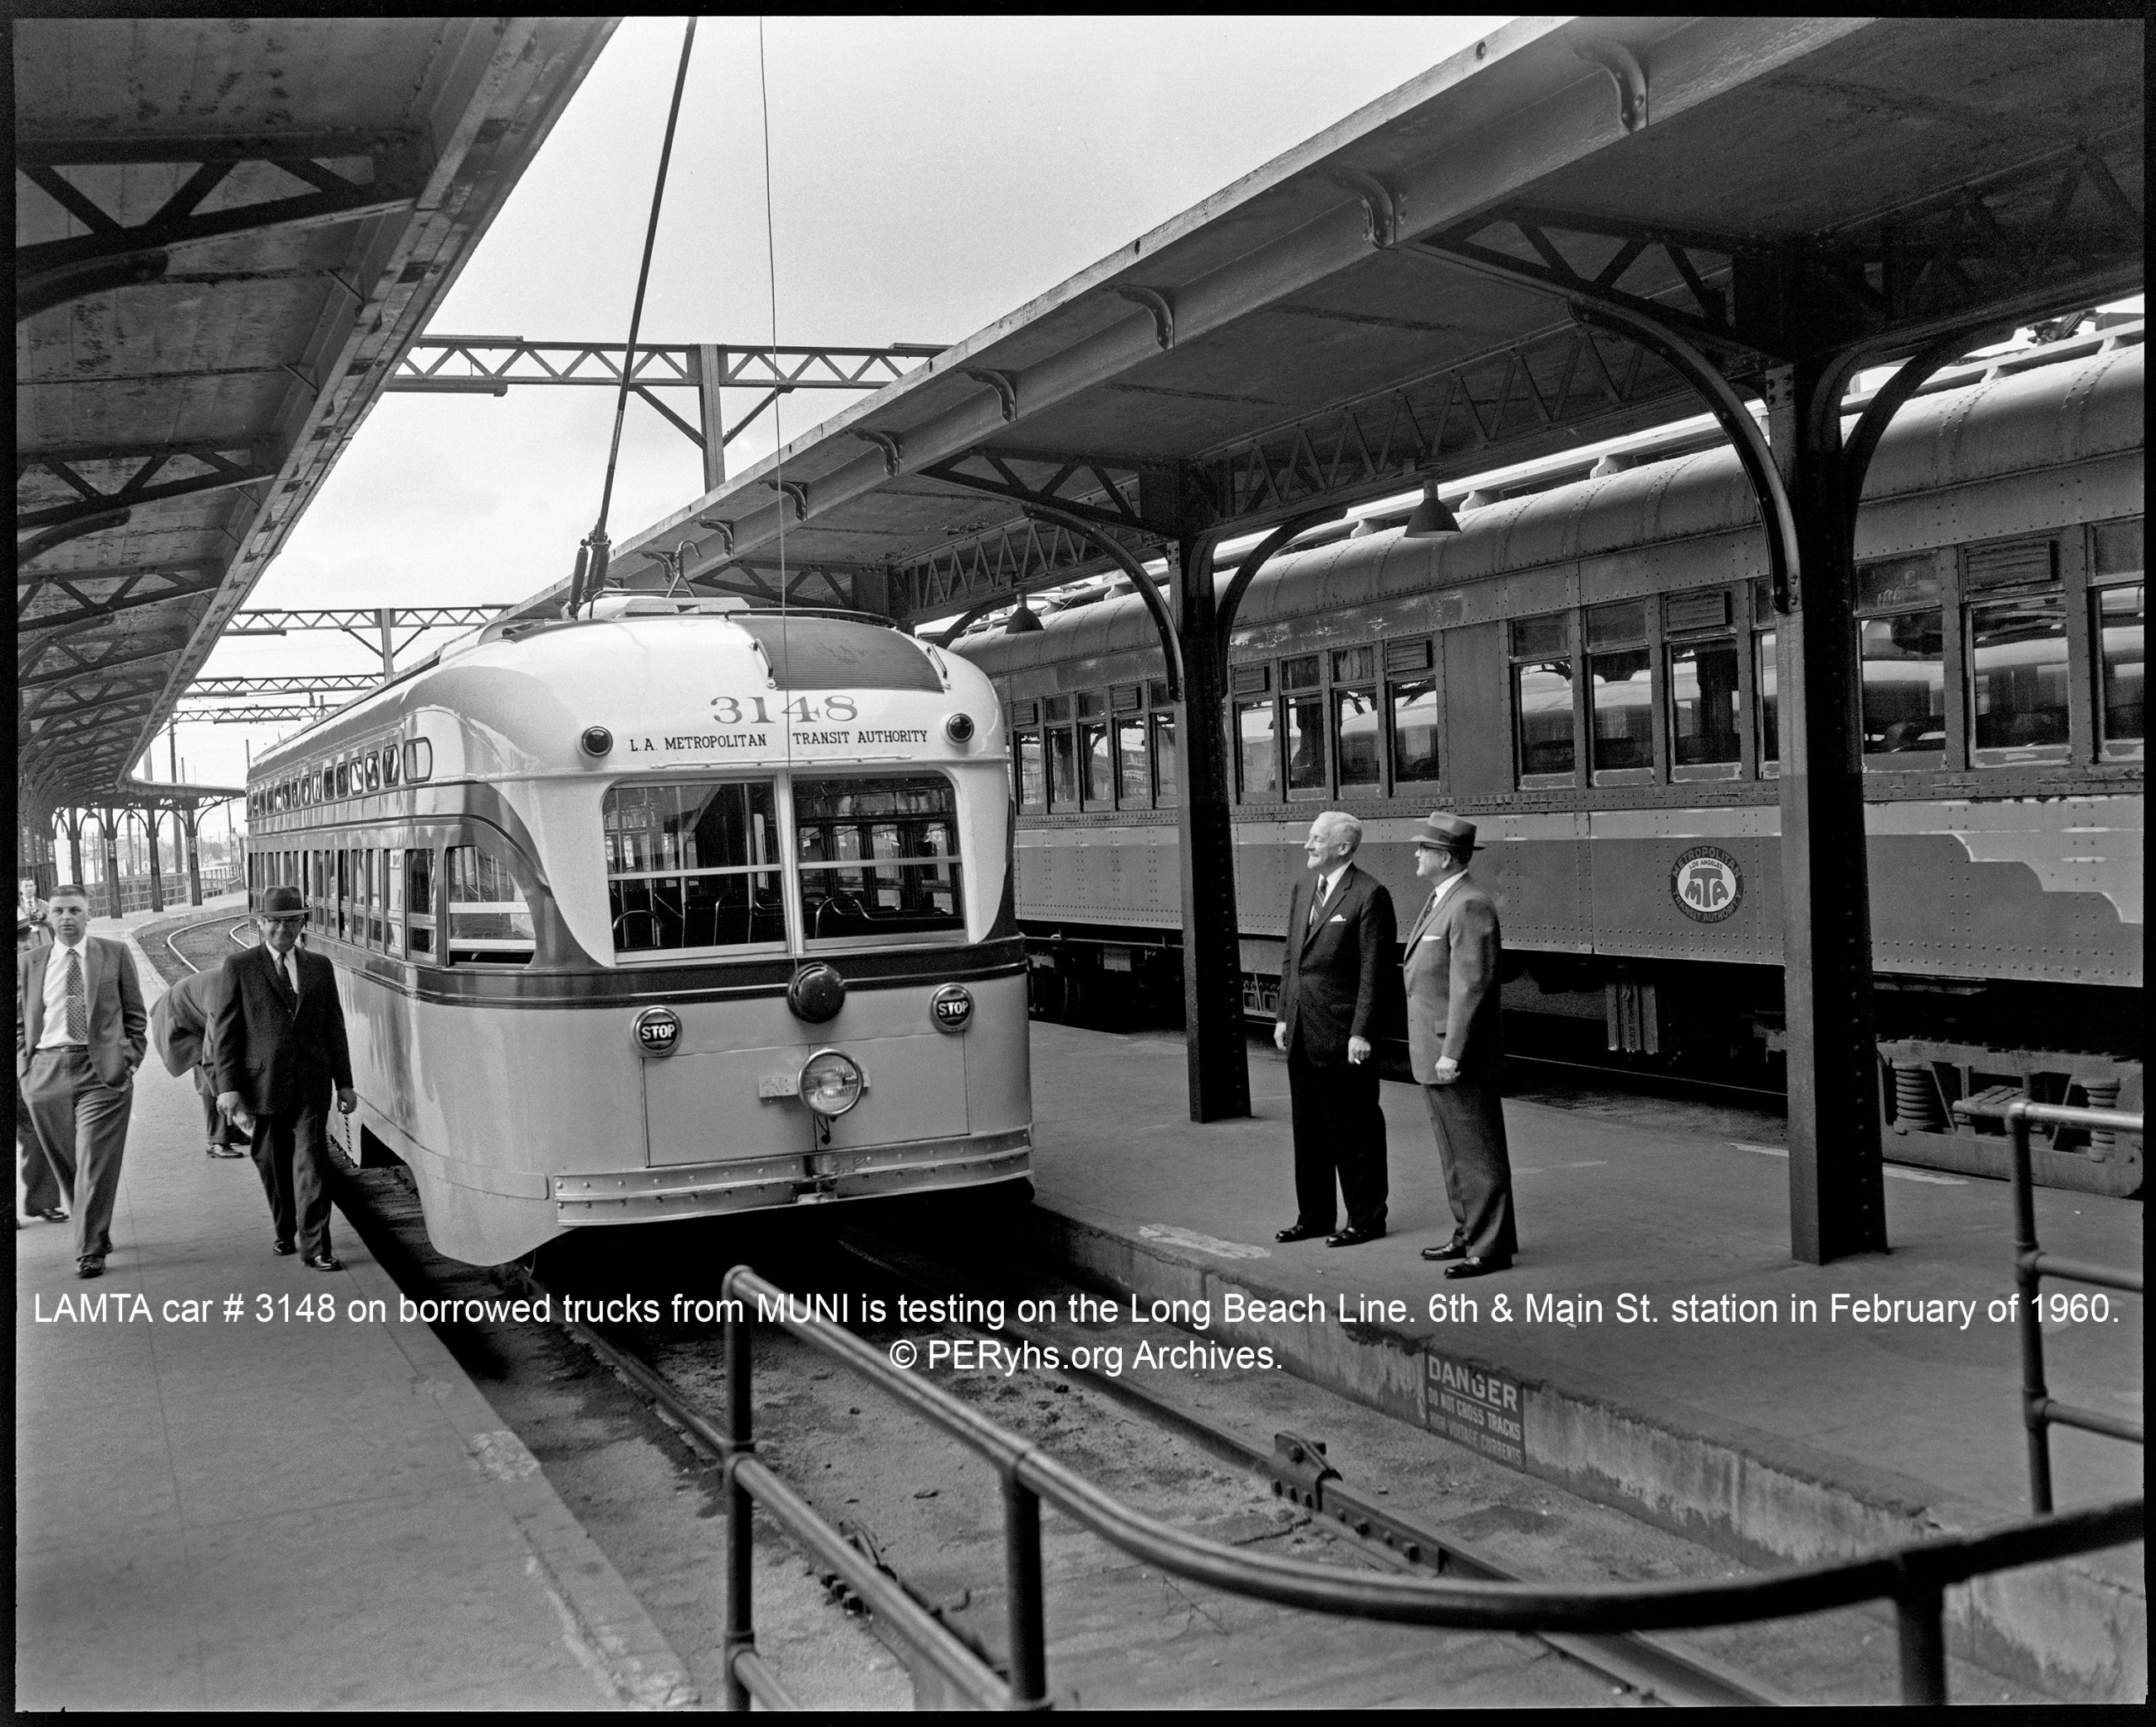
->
[1024,1021,2146,1702]
[14,899,693,1710]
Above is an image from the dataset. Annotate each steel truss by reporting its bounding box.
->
[15,440,276,531]
[15,131,427,319]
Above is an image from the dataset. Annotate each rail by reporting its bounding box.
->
[714,1265,2141,1708]
[1951,1096,2145,1511]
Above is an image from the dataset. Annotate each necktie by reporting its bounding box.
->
[1309,877,1329,927]
[283,953,301,1005]
[64,948,88,1042]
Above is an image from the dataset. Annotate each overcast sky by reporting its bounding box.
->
[166,15,1506,786]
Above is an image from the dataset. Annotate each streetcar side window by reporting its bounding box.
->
[796,775,964,944]
[403,738,433,783]
[1113,698,1150,809]
[1017,732,1046,812]
[446,840,536,965]
[605,781,785,955]
[1230,664,1274,802]
[1666,589,1741,776]
[406,848,436,957]
[385,849,404,957]
[1150,705,1178,809]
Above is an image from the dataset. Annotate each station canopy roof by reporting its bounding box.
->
[16,16,617,813]
[543,14,2141,634]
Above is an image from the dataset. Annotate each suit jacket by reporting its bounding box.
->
[151,966,228,1078]
[1401,872,1505,1082]
[1278,864,1396,1066]
[211,942,353,1116]
[16,935,147,1088]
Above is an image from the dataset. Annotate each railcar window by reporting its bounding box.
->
[1510,614,1577,782]
[1081,719,1113,806]
[367,849,386,946]
[1150,710,1179,808]
[1857,558,1945,761]
[1115,714,1150,807]
[2095,583,2144,751]
[1047,728,1079,808]
[406,849,436,956]
[403,738,432,782]
[1284,687,1326,796]
[1968,593,2069,755]
[364,754,381,793]
[1385,638,1439,787]
[382,747,399,788]
[1587,602,1652,776]
[1333,685,1381,789]
[606,781,784,954]
[1756,632,1780,766]
[446,840,537,964]
[1235,701,1278,802]
[1017,733,1046,810]
[796,775,964,942]
[1668,639,1742,766]
[2093,519,2143,756]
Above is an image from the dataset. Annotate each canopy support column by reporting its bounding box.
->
[143,807,166,914]
[182,803,204,907]
[98,810,122,920]
[1170,532,1251,1122]
[1764,355,1886,1261]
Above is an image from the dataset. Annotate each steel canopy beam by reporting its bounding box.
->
[16,137,427,319]
[16,443,275,530]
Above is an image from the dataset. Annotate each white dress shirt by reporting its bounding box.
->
[38,935,89,1050]
[1406,869,1468,951]
[1309,862,1351,924]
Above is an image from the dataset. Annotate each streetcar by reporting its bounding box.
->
[958,324,2144,1192]
[244,600,1031,1264]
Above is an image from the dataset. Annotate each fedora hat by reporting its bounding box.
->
[1412,811,1481,853]
[259,885,307,917]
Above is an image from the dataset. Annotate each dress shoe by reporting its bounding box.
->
[1444,1256,1511,1280]
[32,1207,67,1223]
[1420,1237,1469,1262]
[75,1255,104,1279]
[206,1143,246,1159]
[1274,1224,1329,1244]
[272,1239,297,1256]
[1326,1225,1385,1249]
[303,1254,344,1272]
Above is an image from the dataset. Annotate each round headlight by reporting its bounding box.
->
[798,1048,864,1117]
[580,726,614,757]
[944,712,975,744]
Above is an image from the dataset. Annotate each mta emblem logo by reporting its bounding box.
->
[1670,847,1742,925]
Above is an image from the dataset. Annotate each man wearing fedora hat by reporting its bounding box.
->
[1402,813,1518,1277]
[212,886,357,1271]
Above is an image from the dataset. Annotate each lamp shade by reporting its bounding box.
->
[1004,596,1044,634]
[1402,482,1461,537]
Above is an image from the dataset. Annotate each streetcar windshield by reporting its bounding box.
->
[796,774,964,944]
[600,771,964,957]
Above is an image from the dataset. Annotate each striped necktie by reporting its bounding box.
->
[64,948,88,1042]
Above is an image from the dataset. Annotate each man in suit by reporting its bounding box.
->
[212,885,357,1271]
[1402,813,1518,1278]
[16,883,147,1277]
[1274,811,1396,1249]
[150,965,248,1157]
[16,909,69,1228]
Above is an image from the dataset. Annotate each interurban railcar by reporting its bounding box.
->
[958,328,2144,1192]
[245,600,1031,1263]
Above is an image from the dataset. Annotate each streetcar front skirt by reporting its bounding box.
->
[552,1127,1032,1223]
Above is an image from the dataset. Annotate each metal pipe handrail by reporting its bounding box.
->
[1951,1095,2144,1514]
[715,1265,2142,1708]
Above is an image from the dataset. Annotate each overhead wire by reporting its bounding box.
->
[568,15,699,619]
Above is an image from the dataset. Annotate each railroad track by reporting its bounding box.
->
[321,1151,2064,1707]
